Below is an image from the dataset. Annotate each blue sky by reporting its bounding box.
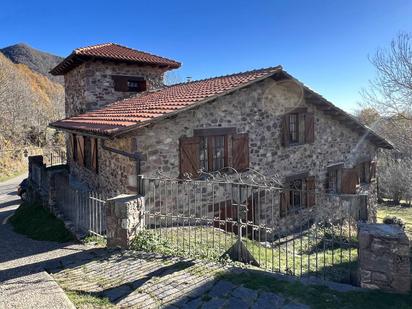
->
[1,0,411,113]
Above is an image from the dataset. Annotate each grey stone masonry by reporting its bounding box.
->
[358,223,410,293]
[106,194,145,248]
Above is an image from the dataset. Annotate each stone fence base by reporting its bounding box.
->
[358,223,410,293]
[106,194,145,248]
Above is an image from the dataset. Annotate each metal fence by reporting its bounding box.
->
[139,171,361,284]
[43,149,67,167]
[55,184,107,237]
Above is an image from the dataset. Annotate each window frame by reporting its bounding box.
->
[288,113,299,144]
[327,163,343,194]
[193,127,236,173]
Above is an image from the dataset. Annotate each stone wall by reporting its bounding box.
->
[64,60,167,117]
[68,77,379,229]
[358,223,410,293]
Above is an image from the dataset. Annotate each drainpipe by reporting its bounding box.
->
[101,140,144,195]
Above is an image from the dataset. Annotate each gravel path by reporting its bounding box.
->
[0,175,83,309]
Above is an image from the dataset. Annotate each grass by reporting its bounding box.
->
[218,270,412,309]
[65,290,113,308]
[0,168,26,182]
[9,202,75,242]
[82,234,107,247]
[377,204,412,237]
[131,223,358,283]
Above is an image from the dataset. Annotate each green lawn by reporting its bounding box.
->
[132,223,357,284]
[377,204,412,237]
[10,202,75,243]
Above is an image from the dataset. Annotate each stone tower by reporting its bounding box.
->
[50,43,180,118]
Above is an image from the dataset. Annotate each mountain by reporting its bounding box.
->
[0,43,64,84]
[0,46,64,144]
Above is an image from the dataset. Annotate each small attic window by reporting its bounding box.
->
[112,75,147,92]
[127,80,146,92]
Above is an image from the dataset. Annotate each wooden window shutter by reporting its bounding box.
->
[76,135,85,167]
[91,138,98,173]
[341,168,359,194]
[281,114,290,147]
[305,112,315,143]
[232,133,249,171]
[179,136,200,177]
[306,176,316,207]
[280,190,290,218]
[369,161,377,182]
[112,76,128,92]
[138,80,147,92]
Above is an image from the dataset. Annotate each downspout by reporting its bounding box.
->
[101,140,144,194]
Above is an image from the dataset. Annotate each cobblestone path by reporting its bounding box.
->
[50,250,309,308]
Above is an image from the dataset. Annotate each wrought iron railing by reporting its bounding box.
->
[138,169,361,284]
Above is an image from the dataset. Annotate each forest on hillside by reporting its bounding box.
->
[0,45,65,180]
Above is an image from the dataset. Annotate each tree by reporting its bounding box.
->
[355,108,380,126]
[361,32,412,120]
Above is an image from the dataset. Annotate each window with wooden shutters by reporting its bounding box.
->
[112,75,146,92]
[82,137,98,173]
[180,128,250,176]
[341,168,359,194]
[281,173,315,216]
[281,108,314,146]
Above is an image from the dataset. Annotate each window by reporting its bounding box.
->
[112,75,147,92]
[289,113,299,144]
[179,127,249,177]
[327,163,361,195]
[282,108,314,146]
[70,134,98,173]
[358,161,370,184]
[199,137,208,171]
[280,174,316,217]
[290,179,303,209]
[127,80,146,92]
[199,135,227,172]
[328,169,338,193]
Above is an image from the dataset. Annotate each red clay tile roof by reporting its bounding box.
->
[50,43,181,75]
[50,66,282,135]
[50,66,393,149]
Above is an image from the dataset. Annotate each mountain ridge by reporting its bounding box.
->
[0,43,64,84]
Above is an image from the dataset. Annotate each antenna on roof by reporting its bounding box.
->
[186,76,192,82]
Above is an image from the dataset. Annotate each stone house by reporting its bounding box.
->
[50,43,392,229]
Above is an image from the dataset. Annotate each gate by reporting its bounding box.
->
[140,170,360,284]
[55,185,107,237]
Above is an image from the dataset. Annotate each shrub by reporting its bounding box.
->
[382,215,405,229]
[130,230,173,255]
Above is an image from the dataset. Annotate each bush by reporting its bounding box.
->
[382,215,405,229]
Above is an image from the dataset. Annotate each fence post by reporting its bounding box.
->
[106,194,145,249]
[358,223,410,293]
